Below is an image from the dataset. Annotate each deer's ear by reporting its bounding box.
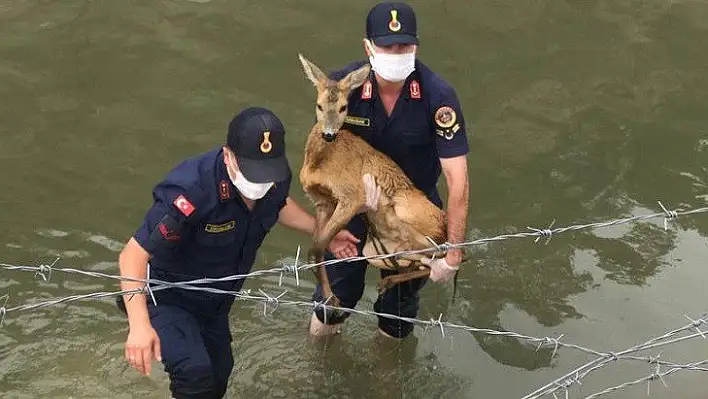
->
[340,63,371,92]
[298,53,328,86]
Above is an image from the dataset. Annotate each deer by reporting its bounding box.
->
[297,53,450,310]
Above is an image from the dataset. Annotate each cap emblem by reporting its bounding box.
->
[260,131,273,154]
[388,10,401,32]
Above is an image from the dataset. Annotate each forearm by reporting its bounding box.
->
[445,182,469,263]
[278,197,316,235]
[119,238,151,328]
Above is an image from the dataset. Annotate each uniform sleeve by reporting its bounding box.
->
[133,181,206,256]
[275,173,293,212]
[430,85,470,159]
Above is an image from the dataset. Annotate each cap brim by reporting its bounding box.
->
[236,155,291,184]
[372,34,418,46]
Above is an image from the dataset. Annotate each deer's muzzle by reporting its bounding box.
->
[321,129,337,142]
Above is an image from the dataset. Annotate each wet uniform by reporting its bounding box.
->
[311,58,470,338]
[120,107,292,399]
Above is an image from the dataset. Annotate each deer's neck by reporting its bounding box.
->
[303,125,331,168]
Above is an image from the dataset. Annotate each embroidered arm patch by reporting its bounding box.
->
[146,213,185,253]
[432,95,470,158]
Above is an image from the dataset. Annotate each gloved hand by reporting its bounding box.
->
[420,256,459,283]
[358,173,381,213]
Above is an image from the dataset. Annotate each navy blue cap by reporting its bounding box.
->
[366,2,418,46]
[226,107,290,183]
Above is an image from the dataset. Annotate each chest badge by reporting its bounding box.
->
[205,220,236,233]
[409,80,421,99]
[344,115,371,127]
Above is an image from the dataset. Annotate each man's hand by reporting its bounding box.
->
[420,255,460,283]
[357,173,381,214]
[125,321,162,376]
[328,229,360,259]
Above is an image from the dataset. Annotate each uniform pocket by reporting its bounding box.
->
[401,128,433,146]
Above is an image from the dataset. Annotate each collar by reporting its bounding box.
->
[360,61,423,102]
[216,150,232,203]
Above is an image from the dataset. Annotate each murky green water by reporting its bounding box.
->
[1,0,707,398]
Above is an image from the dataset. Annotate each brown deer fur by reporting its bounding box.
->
[297,53,448,306]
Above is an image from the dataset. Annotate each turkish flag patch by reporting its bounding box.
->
[173,194,195,217]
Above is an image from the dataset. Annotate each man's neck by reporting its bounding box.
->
[374,74,405,97]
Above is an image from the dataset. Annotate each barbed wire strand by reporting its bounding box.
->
[3,203,707,291]
[582,359,708,399]
[522,313,708,398]
[2,282,707,375]
[1,201,706,396]
[0,281,706,398]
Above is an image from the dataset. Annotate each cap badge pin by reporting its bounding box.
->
[388,10,401,32]
[260,131,272,154]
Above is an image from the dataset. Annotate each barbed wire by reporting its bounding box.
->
[0,284,706,398]
[1,200,707,396]
[522,312,708,398]
[3,202,707,292]
[582,359,708,399]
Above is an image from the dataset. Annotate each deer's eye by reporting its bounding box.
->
[339,105,347,113]
[317,104,323,111]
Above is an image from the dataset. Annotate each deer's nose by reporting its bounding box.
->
[322,129,337,142]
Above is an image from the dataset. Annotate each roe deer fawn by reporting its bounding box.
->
[297,53,448,309]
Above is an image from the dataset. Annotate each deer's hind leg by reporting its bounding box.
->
[378,267,431,295]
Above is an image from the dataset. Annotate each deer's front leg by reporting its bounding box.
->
[308,203,335,288]
[311,200,362,313]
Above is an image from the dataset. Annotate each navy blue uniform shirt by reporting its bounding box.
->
[133,147,291,314]
[329,59,470,237]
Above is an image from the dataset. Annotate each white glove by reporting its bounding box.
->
[420,256,459,283]
[360,173,381,213]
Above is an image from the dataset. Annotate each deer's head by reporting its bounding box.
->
[298,53,371,142]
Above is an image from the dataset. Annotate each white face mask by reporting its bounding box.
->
[231,170,273,200]
[365,39,416,83]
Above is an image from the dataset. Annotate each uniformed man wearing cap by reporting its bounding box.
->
[116,107,376,398]
[309,2,471,340]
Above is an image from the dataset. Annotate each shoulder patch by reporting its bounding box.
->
[173,194,196,217]
[158,221,181,241]
[434,106,457,129]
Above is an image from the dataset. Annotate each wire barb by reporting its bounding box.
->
[657,200,682,231]
[432,313,446,338]
[0,294,8,327]
[684,314,706,339]
[279,246,301,287]
[34,257,59,282]
[527,219,556,245]
[536,334,564,359]
[143,265,157,306]
[258,289,287,316]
